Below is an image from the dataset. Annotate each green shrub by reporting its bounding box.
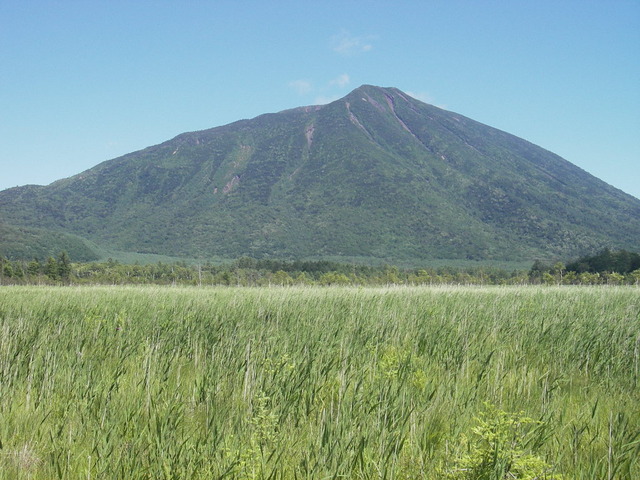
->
[446,403,563,479]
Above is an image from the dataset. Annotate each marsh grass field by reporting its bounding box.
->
[0,285,638,479]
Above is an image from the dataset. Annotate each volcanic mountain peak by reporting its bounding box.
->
[1,85,639,264]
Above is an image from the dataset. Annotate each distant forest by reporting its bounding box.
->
[1,249,639,286]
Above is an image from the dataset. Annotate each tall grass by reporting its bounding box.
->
[0,285,638,479]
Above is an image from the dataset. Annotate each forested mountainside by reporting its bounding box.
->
[2,85,639,263]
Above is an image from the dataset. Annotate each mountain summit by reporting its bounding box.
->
[1,85,639,263]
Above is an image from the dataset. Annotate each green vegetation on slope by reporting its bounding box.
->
[0,286,638,478]
[1,86,639,263]
[0,222,99,262]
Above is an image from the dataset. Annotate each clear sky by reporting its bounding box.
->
[1,1,639,199]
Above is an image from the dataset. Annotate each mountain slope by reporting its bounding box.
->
[1,85,639,262]
[0,222,99,261]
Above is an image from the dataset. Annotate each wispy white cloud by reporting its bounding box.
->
[289,74,354,104]
[405,90,447,109]
[314,95,340,105]
[288,79,313,95]
[331,30,375,56]
[406,91,433,103]
[329,74,350,88]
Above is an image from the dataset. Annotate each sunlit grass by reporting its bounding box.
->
[0,285,638,478]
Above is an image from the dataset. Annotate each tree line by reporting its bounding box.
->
[1,250,639,286]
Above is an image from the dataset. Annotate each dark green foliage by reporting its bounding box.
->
[44,256,58,279]
[3,253,640,286]
[0,255,526,286]
[27,258,41,276]
[2,261,13,278]
[527,249,640,285]
[1,85,639,263]
[57,251,71,280]
[566,249,640,274]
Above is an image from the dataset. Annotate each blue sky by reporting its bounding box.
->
[1,1,639,199]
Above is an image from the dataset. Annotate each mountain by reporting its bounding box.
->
[1,85,639,264]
